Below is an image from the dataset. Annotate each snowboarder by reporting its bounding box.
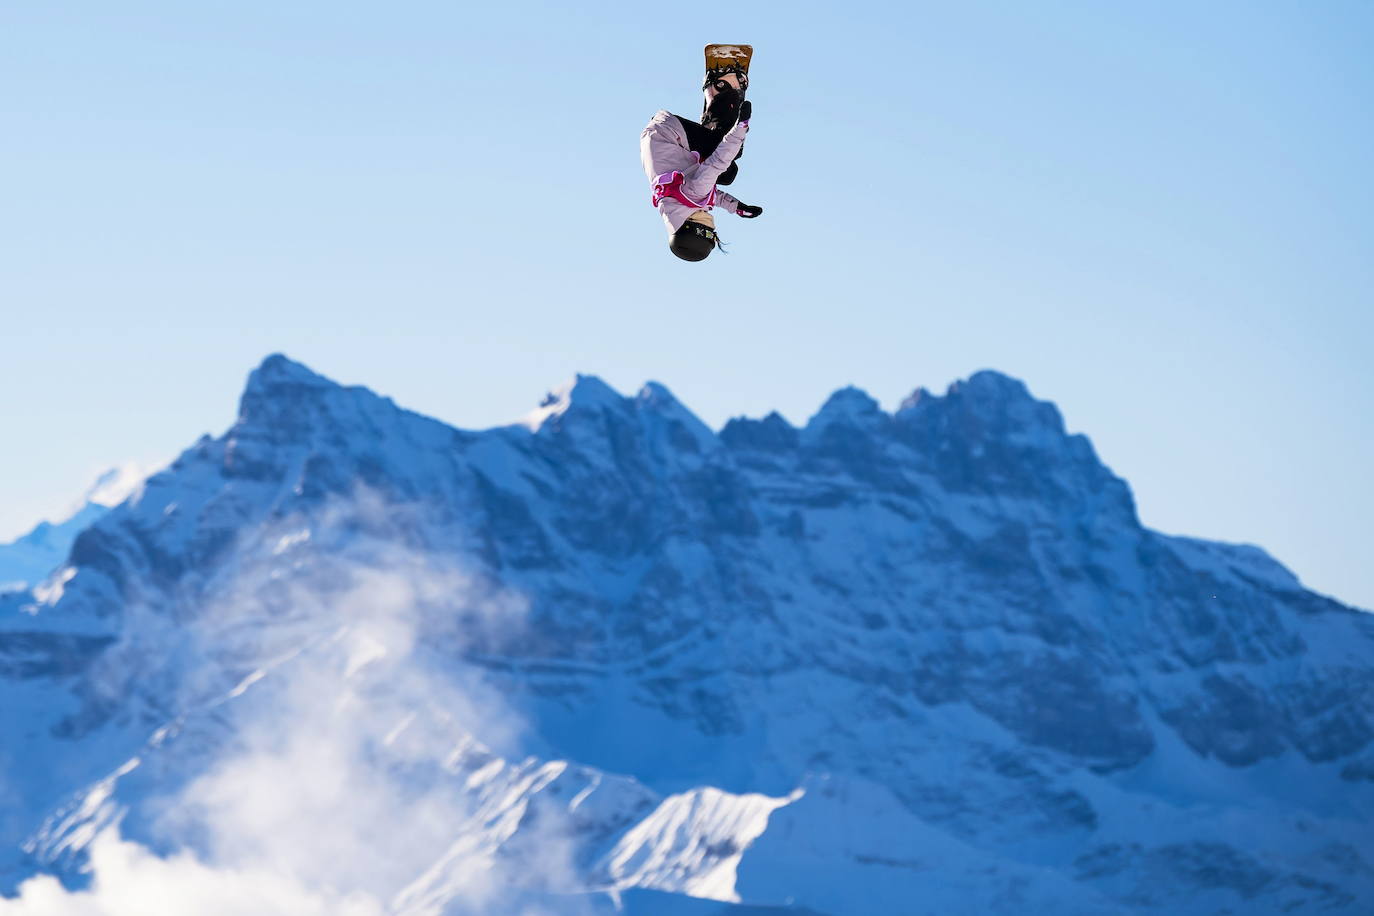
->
[641,49,763,262]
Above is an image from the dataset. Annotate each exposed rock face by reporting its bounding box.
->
[1,354,1371,913]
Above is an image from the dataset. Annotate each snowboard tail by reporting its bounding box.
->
[705,43,753,81]
[705,43,752,72]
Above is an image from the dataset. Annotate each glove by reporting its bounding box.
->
[702,88,741,131]
[738,100,752,124]
[736,202,763,218]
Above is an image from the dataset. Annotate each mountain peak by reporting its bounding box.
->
[228,355,436,476]
[897,386,933,412]
[635,380,679,409]
[805,386,885,432]
[247,353,334,392]
[520,374,627,431]
[720,411,799,454]
[236,355,344,427]
[959,369,1034,398]
[897,369,1066,440]
[635,381,718,454]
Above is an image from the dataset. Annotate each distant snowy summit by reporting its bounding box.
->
[2,354,1372,915]
[0,463,155,593]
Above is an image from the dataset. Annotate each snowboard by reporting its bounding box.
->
[700,44,753,178]
[704,43,753,89]
[702,43,752,124]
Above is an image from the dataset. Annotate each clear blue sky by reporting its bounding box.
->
[2,1,1371,608]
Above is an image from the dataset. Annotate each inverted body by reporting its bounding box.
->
[640,110,749,237]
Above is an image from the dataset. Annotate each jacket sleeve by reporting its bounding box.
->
[682,120,749,199]
[715,190,742,214]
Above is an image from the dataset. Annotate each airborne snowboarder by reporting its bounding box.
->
[640,44,764,262]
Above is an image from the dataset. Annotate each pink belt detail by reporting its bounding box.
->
[651,170,717,211]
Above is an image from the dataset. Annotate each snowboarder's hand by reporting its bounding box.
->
[738,100,752,124]
[736,203,763,218]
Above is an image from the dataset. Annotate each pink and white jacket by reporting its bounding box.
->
[639,110,749,235]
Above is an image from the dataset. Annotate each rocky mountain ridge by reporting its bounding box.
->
[1,354,1371,914]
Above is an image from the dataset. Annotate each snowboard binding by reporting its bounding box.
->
[703,67,749,96]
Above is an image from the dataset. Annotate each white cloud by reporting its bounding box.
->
[0,830,386,916]
[4,493,593,915]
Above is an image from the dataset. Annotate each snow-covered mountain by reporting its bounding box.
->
[0,465,151,593]
[1,354,1371,914]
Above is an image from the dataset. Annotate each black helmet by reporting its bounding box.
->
[669,219,718,262]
